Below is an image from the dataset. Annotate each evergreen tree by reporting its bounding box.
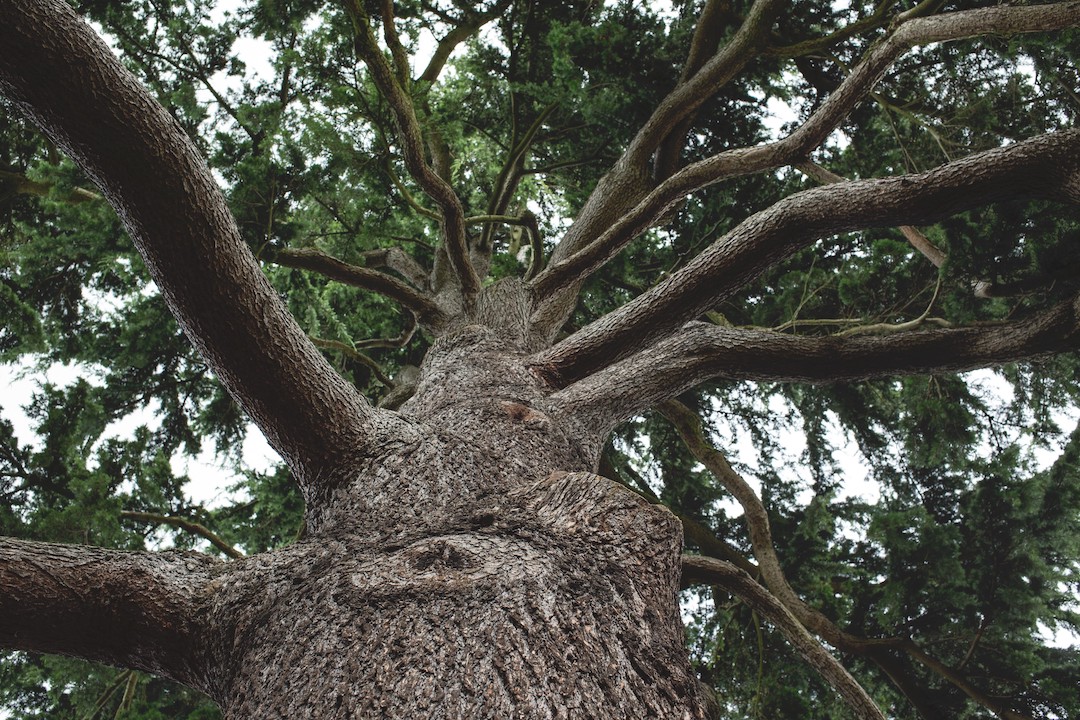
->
[1,0,1079,716]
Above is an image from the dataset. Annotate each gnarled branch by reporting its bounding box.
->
[531,3,1080,310]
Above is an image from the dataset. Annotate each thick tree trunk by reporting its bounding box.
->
[207,472,703,717]
[189,327,706,717]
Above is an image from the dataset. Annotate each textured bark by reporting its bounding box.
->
[533,130,1080,387]
[552,302,1080,433]
[207,471,703,718]
[0,539,221,691]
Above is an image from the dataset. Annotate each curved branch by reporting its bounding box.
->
[681,555,887,720]
[765,0,897,58]
[344,0,479,299]
[670,402,1032,719]
[416,0,514,85]
[551,297,1080,433]
[0,0,373,491]
[0,537,220,692]
[623,0,781,170]
[265,247,448,329]
[531,0,780,338]
[121,510,243,559]
[478,103,557,253]
[531,3,1080,307]
[532,130,1080,388]
[653,0,743,180]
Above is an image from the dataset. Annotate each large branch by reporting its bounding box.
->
[0,538,220,691]
[532,130,1080,389]
[530,2,1080,310]
[552,298,1080,433]
[0,0,373,492]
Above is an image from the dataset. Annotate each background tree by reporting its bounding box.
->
[1,0,1079,717]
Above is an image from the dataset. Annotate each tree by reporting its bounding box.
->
[1,0,1079,716]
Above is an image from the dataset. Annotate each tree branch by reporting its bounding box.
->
[531,0,781,338]
[310,336,395,387]
[551,294,1080,433]
[416,0,514,86]
[530,3,1080,311]
[0,168,101,203]
[532,130,1080,388]
[681,555,887,720]
[121,510,244,559]
[652,0,740,180]
[668,402,1028,719]
[623,0,782,170]
[264,246,448,329]
[344,0,480,299]
[0,537,219,691]
[795,159,947,267]
[0,0,373,493]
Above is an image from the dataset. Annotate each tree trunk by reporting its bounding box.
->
[196,327,707,717]
[208,473,702,717]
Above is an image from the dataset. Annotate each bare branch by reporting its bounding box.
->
[532,130,1080,387]
[344,0,480,299]
[531,3,1080,307]
[0,0,373,490]
[669,403,1032,718]
[550,297,1080,433]
[653,0,740,180]
[121,510,244,559]
[681,555,887,720]
[265,247,449,330]
[0,537,219,691]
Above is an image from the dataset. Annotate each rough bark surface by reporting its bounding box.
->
[209,470,701,718]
